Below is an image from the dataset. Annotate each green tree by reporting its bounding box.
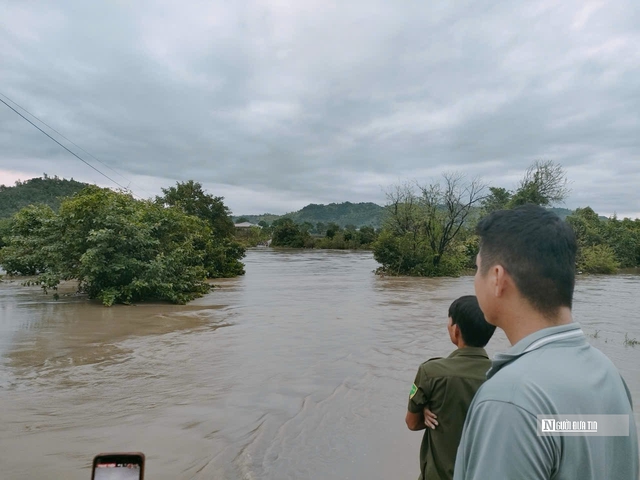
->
[374,174,485,276]
[0,218,13,248]
[566,207,640,272]
[0,186,245,305]
[326,222,341,239]
[271,218,310,248]
[566,207,603,246]
[481,187,512,214]
[300,221,314,234]
[156,180,235,238]
[578,245,619,274]
[357,226,377,246]
[0,204,57,275]
[235,225,271,248]
[508,160,569,208]
[602,215,639,268]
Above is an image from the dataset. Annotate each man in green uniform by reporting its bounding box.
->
[405,295,495,480]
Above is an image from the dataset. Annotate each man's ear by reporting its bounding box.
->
[453,324,462,342]
[493,264,508,297]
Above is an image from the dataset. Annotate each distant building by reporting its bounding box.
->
[234,222,260,229]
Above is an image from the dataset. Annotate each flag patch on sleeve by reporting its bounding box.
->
[409,383,418,399]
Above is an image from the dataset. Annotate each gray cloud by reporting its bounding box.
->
[1,0,639,217]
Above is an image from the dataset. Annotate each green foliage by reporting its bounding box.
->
[372,229,467,276]
[300,221,314,234]
[373,230,429,275]
[566,207,604,247]
[0,175,90,219]
[508,160,569,208]
[0,204,57,275]
[374,174,485,276]
[482,161,570,215]
[0,186,245,305]
[0,217,14,248]
[157,180,235,238]
[358,226,377,245]
[577,244,620,274]
[461,234,480,269]
[267,218,378,250]
[271,218,310,248]
[567,207,639,271]
[481,187,512,214]
[235,225,271,247]
[325,222,340,239]
[602,215,640,268]
[313,226,378,249]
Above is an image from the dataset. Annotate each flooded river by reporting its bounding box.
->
[1,249,639,479]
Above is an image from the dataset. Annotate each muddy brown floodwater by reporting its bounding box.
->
[0,249,639,479]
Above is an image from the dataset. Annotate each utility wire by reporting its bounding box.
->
[0,96,143,197]
[0,92,155,199]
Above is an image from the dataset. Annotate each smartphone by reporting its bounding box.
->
[91,452,145,480]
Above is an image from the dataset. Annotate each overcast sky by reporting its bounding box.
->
[1,0,639,217]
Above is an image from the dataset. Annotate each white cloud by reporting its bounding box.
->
[572,1,605,31]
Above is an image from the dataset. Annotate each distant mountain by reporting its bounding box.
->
[236,204,611,229]
[235,202,385,228]
[0,175,91,218]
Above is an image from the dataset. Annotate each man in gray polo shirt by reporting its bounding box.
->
[453,204,639,479]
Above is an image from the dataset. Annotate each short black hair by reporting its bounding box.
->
[449,295,496,347]
[476,204,577,316]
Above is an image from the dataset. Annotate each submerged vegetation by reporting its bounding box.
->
[0,181,245,305]
[624,334,640,347]
[236,217,379,250]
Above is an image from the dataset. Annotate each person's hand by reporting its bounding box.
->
[423,407,438,430]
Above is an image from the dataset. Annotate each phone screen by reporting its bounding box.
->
[92,454,144,480]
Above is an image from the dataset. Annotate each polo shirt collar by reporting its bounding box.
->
[449,347,489,359]
[487,323,585,379]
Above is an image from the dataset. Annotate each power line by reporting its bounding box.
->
[0,96,141,197]
[0,92,156,198]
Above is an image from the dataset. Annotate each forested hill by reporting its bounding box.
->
[235,204,585,228]
[0,176,91,218]
[236,202,385,228]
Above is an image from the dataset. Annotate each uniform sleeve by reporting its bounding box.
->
[453,400,557,480]
[407,366,432,414]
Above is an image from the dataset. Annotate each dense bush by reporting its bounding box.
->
[577,245,620,274]
[372,230,467,276]
[567,207,640,273]
[271,218,310,248]
[0,186,245,305]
